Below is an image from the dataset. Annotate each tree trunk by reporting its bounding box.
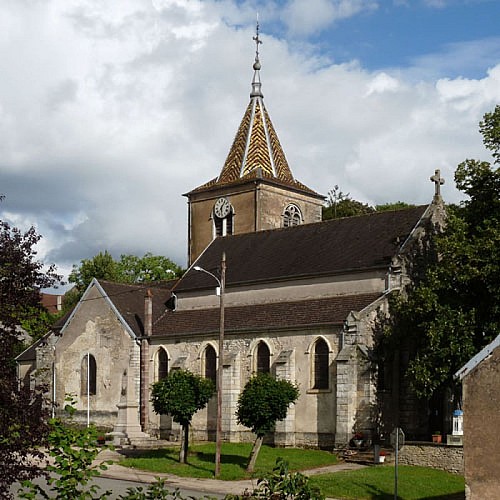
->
[179,423,189,463]
[246,435,264,473]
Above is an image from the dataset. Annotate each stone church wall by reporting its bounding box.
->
[148,326,341,447]
[54,285,138,429]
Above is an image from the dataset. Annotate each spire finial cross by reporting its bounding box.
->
[430,169,445,198]
[253,16,262,66]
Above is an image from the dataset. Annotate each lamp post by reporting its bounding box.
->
[193,252,226,477]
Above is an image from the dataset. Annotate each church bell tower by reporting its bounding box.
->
[185,23,324,265]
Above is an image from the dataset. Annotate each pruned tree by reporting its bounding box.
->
[151,369,215,464]
[0,213,60,498]
[236,374,299,473]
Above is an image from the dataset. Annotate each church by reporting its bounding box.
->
[18,28,446,448]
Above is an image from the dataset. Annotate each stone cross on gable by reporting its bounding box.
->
[430,169,445,199]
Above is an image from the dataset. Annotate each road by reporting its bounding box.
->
[12,476,227,499]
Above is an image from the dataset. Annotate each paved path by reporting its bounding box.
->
[96,449,366,498]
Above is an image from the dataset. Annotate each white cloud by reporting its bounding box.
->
[0,0,498,284]
[365,72,401,95]
[282,0,378,36]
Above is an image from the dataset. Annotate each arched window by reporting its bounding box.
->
[157,348,169,381]
[312,338,329,389]
[81,354,97,396]
[283,204,302,227]
[256,342,270,375]
[204,344,217,385]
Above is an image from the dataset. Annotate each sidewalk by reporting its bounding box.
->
[96,449,366,498]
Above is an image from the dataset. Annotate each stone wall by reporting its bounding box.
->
[398,442,463,474]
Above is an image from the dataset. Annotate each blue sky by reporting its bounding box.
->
[324,2,499,76]
[0,0,499,279]
[257,0,500,77]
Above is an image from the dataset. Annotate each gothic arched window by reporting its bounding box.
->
[157,348,169,381]
[312,338,329,389]
[204,344,217,385]
[283,204,302,227]
[256,341,270,375]
[81,353,97,396]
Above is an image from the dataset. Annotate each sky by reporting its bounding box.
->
[1,0,499,287]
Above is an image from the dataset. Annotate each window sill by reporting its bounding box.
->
[307,388,332,394]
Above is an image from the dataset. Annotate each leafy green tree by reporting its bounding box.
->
[68,250,118,291]
[322,186,415,221]
[377,106,500,402]
[236,374,299,473]
[151,370,215,464]
[375,201,415,212]
[0,214,60,498]
[20,306,61,343]
[322,186,374,220]
[69,251,183,297]
[115,253,182,284]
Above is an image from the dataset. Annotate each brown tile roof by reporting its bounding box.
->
[97,281,174,337]
[176,205,429,291]
[153,292,382,337]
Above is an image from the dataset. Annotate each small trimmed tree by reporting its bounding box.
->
[151,370,215,464]
[236,374,299,473]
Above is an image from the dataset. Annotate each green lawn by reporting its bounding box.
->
[119,444,465,499]
[309,465,465,500]
[119,443,338,480]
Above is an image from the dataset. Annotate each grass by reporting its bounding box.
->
[309,465,465,500]
[119,444,465,499]
[119,442,338,480]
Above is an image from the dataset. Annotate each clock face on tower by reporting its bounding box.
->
[214,197,231,218]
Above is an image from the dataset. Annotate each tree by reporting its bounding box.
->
[322,186,373,220]
[150,370,215,464]
[375,201,415,212]
[69,251,183,295]
[68,250,117,291]
[0,215,60,498]
[376,106,500,404]
[322,186,415,220]
[236,374,299,473]
[115,253,183,284]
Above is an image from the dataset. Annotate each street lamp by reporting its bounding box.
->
[193,252,226,478]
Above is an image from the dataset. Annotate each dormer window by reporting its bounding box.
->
[283,204,302,227]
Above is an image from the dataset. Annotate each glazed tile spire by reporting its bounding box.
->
[216,21,295,185]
